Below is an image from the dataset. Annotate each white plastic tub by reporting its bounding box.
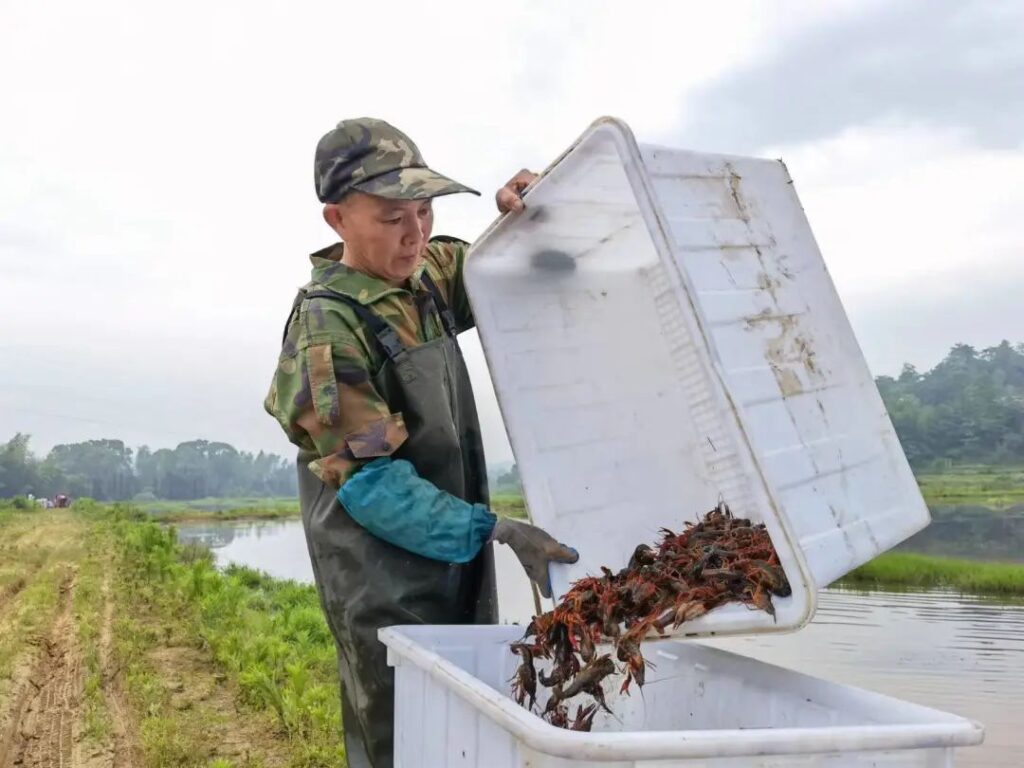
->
[382,624,983,767]
[464,117,929,636]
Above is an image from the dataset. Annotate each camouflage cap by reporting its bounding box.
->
[314,117,479,203]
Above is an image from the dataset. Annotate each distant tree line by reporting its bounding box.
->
[494,340,1024,488]
[2,341,1021,500]
[0,437,297,501]
[877,341,1024,468]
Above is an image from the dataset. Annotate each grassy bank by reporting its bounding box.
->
[140,494,526,523]
[1,499,1022,767]
[839,552,1024,596]
[109,503,343,766]
[916,464,1024,507]
[152,506,299,523]
[0,499,341,767]
[135,496,299,521]
[110,463,1024,526]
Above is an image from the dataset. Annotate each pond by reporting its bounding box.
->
[176,519,1023,767]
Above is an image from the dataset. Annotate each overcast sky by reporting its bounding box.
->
[1,0,1021,463]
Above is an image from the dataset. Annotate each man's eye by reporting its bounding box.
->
[384,218,402,225]
[418,207,431,217]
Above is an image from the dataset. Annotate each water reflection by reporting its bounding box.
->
[176,520,313,583]
[174,518,540,624]
[706,589,1024,768]
[176,519,1023,768]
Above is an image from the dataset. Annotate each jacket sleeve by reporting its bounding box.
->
[338,457,497,563]
[264,297,409,487]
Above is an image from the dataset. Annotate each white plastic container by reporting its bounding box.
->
[382,624,983,767]
[464,117,930,636]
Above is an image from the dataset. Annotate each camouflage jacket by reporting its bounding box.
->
[264,239,474,487]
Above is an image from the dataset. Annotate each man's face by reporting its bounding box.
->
[328,192,434,283]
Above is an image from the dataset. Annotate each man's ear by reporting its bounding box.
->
[323,204,343,236]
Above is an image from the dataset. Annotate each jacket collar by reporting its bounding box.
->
[309,243,427,304]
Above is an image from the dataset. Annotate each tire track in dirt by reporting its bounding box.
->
[96,574,133,768]
[1,571,80,768]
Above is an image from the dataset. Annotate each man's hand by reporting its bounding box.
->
[491,517,578,598]
[496,169,539,214]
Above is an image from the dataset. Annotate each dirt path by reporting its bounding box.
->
[0,510,308,768]
[0,520,133,768]
[94,574,133,768]
[1,572,81,768]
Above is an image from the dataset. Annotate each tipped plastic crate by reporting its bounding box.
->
[464,117,929,636]
[382,624,983,767]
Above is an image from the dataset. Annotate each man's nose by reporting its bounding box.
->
[402,216,426,247]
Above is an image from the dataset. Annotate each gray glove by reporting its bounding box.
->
[491,518,578,598]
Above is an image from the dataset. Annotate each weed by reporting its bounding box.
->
[839,552,1024,595]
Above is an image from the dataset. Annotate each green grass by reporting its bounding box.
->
[490,492,526,519]
[73,533,111,744]
[0,562,70,685]
[134,496,298,514]
[917,464,1024,508]
[839,552,1024,596]
[0,509,83,692]
[106,507,344,767]
[156,506,299,523]
[132,497,299,522]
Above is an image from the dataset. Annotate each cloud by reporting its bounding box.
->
[682,0,1024,152]
[0,1,1020,466]
[762,120,1024,295]
[847,268,1024,377]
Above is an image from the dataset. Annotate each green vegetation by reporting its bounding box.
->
[490,492,527,519]
[839,552,1024,596]
[134,496,298,513]
[0,499,339,766]
[108,505,343,766]
[136,496,299,521]
[876,341,1024,467]
[74,530,112,743]
[916,464,1024,507]
[0,435,296,501]
[1,498,1021,766]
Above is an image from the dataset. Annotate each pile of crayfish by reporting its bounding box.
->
[510,503,791,730]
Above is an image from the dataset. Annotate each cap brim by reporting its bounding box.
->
[353,166,480,200]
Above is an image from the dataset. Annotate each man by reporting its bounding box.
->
[265,117,578,768]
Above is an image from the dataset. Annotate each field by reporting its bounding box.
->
[915,464,1024,507]
[0,501,340,768]
[134,496,298,521]
[490,466,1024,562]
[122,464,1024,522]
[839,552,1024,596]
[1,497,1023,768]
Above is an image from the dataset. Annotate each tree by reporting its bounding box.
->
[44,439,135,500]
[1,435,297,501]
[878,340,1024,467]
[495,464,522,493]
[0,434,42,497]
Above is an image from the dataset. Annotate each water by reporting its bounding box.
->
[174,519,541,623]
[176,519,1024,767]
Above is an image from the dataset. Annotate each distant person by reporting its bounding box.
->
[54,494,69,508]
[264,118,578,768]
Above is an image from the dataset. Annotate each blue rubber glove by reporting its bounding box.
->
[337,457,497,563]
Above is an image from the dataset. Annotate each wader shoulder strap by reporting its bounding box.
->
[419,272,458,338]
[301,288,407,361]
